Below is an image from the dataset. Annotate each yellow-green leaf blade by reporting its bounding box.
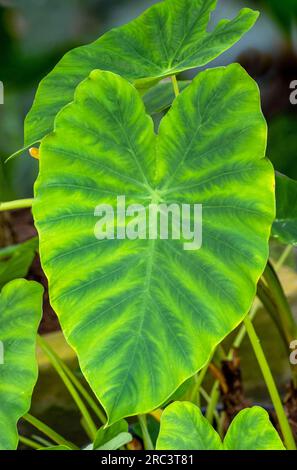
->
[33,66,274,424]
[223,407,285,450]
[156,401,222,450]
[25,0,258,145]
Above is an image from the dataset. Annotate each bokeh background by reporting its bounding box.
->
[0,0,297,447]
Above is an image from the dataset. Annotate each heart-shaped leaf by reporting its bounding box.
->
[156,402,285,450]
[272,172,297,245]
[156,401,222,450]
[223,405,285,450]
[24,0,258,145]
[33,64,274,424]
[0,279,43,450]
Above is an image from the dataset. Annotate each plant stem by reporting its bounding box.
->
[138,414,154,450]
[199,387,220,427]
[190,355,212,405]
[205,381,220,425]
[230,298,260,353]
[38,334,105,423]
[23,414,78,449]
[262,261,297,344]
[37,335,97,440]
[0,198,34,212]
[19,435,42,450]
[275,245,293,271]
[59,359,106,424]
[171,75,180,97]
[244,314,296,450]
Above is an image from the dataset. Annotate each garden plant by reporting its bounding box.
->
[0,0,297,452]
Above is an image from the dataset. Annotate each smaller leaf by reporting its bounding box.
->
[272,172,297,245]
[156,401,222,450]
[0,237,38,289]
[143,80,190,115]
[156,402,285,450]
[93,419,130,450]
[223,406,285,450]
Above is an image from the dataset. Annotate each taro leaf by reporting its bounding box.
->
[143,80,190,115]
[0,237,38,289]
[33,64,275,424]
[93,419,129,450]
[223,406,285,450]
[156,402,285,450]
[272,172,297,245]
[0,279,43,450]
[24,0,259,145]
[156,401,222,449]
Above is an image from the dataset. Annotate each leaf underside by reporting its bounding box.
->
[0,279,43,450]
[33,64,275,423]
[24,0,259,145]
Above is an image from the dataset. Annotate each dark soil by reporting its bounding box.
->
[284,383,297,441]
[2,208,60,334]
[219,350,250,432]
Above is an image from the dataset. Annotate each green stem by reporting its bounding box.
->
[138,415,154,450]
[23,414,78,449]
[262,261,297,344]
[199,387,220,427]
[37,335,97,440]
[190,353,214,406]
[275,245,293,271]
[19,435,42,450]
[257,281,289,349]
[231,298,260,353]
[205,381,220,425]
[59,360,106,424]
[171,75,180,97]
[0,198,34,212]
[244,315,296,450]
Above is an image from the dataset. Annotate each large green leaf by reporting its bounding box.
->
[156,402,285,450]
[24,0,258,145]
[272,172,297,245]
[0,237,38,289]
[33,64,274,424]
[0,279,43,450]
